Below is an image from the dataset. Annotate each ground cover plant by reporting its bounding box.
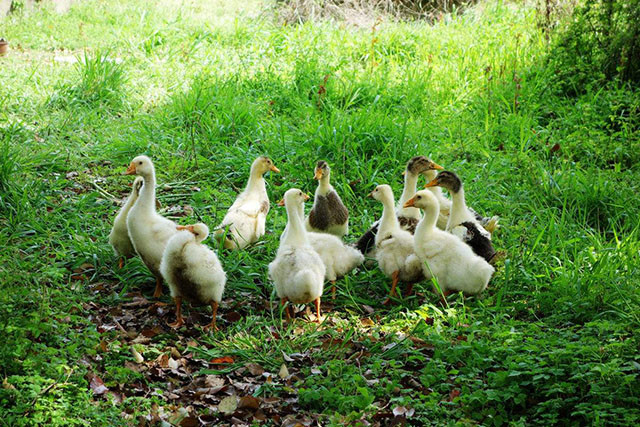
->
[0,0,639,425]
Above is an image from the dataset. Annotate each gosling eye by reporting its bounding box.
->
[299,191,303,196]
[138,161,143,165]
[417,196,422,199]
[194,233,199,236]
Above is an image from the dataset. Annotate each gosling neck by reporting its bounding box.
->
[282,201,308,247]
[377,193,400,243]
[398,171,418,206]
[415,202,439,242]
[137,168,157,214]
[246,166,266,195]
[122,184,140,210]
[447,186,468,230]
[316,174,332,196]
[397,171,421,219]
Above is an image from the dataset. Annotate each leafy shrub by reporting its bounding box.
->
[550,0,640,94]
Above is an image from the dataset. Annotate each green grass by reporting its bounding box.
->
[1,0,639,425]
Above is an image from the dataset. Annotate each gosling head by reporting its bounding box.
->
[252,156,280,176]
[403,190,438,210]
[314,160,330,180]
[425,170,462,193]
[405,156,443,176]
[133,176,144,197]
[176,223,209,243]
[369,184,393,203]
[278,188,310,207]
[125,155,154,177]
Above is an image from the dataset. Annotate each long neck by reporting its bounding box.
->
[122,187,139,210]
[137,170,157,214]
[415,203,439,243]
[245,168,266,195]
[378,194,400,238]
[282,202,308,246]
[447,186,468,229]
[316,175,332,196]
[398,172,418,206]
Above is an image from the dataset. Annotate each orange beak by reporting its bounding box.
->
[430,162,444,170]
[277,199,285,207]
[424,178,439,188]
[125,162,136,175]
[270,165,280,173]
[314,168,323,180]
[303,193,310,201]
[403,196,417,208]
[177,225,195,233]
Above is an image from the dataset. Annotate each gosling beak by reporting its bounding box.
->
[368,191,375,198]
[176,225,195,233]
[430,162,444,170]
[303,193,310,201]
[314,168,323,180]
[270,165,280,173]
[125,162,136,175]
[403,196,417,208]
[424,178,439,188]
[277,199,285,207]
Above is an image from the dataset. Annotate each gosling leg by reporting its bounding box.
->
[314,297,322,323]
[204,301,219,331]
[168,296,184,328]
[383,270,400,305]
[153,276,163,298]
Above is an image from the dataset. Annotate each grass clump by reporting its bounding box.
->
[48,50,127,110]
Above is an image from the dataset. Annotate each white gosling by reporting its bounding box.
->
[215,156,279,249]
[125,155,178,297]
[109,176,144,268]
[285,191,363,300]
[160,223,226,331]
[371,184,424,303]
[404,190,494,297]
[269,188,325,322]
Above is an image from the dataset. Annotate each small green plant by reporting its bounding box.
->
[49,50,126,110]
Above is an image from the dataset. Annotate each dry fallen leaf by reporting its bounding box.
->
[210,356,234,365]
[168,357,179,370]
[131,346,144,363]
[361,318,375,327]
[156,353,169,368]
[89,375,108,395]
[245,363,265,376]
[237,395,260,410]
[218,395,238,415]
[278,364,289,379]
[392,405,415,417]
[205,375,225,388]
